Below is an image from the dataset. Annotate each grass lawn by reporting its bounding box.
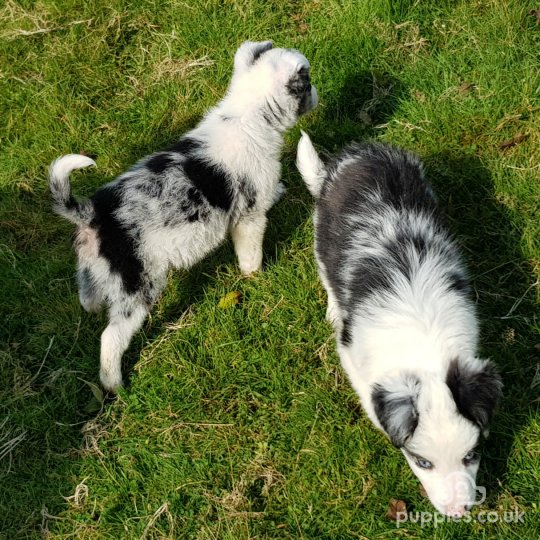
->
[1,0,539,538]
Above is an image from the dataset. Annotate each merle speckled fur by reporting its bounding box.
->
[296,134,502,516]
[49,41,318,392]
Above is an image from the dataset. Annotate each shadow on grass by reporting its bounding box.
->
[0,184,240,536]
[308,70,405,151]
[424,152,537,505]
[263,69,406,267]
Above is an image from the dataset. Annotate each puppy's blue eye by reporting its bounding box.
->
[416,458,433,470]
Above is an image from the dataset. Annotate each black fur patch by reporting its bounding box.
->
[315,143,443,313]
[146,153,173,174]
[287,68,312,115]
[134,176,165,198]
[66,195,79,210]
[287,67,311,97]
[326,144,437,213]
[446,359,503,432]
[90,185,144,294]
[447,271,470,294]
[384,240,414,281]
[183,157,232,211]
[187,187,204,206]
[346,256,393,309]
[372,374,421,447]
[250,41,273,63]
[168,137,200,155]
[340,318,352,346]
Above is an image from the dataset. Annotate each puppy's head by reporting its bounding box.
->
[228,41,318,128]
[372,360,502,517]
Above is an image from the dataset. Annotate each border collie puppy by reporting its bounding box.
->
[296,133,502,517]
[49,41,318,392]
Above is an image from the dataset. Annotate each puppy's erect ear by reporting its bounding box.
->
[234,40,273,73]
[372,374,421,448]
[446,358,503,436]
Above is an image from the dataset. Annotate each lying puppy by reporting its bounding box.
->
[49,41,317,392]
[297,133,502,517]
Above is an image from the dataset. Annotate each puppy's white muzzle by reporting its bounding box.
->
[425,471,479,518]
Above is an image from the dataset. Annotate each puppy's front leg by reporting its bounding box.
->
[231,213,267,275]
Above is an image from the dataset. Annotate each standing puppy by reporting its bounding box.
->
[49,41,317,392]
[297,133,502,517]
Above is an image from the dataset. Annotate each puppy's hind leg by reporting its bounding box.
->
[325,288,341,328]
[231,212,268,275]
[316,257,342,330]
[77,267,103,313]
[100,301,149,392]
[271,182,286,206]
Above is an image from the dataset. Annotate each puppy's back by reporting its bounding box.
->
[320,142,435,214]
[315,143,468,322]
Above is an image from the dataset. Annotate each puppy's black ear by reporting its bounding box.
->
[234,40,273,73]
[446,358,503,436]
[372,374,421,448]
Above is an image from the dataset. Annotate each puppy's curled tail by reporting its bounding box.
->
[296,130,326,198]
[49,154,96,225]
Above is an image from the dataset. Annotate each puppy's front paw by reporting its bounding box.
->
[240,261,262,276]
[100,369,123,393]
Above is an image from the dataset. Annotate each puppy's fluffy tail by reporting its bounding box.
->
[49,154,96,225]
[296,131,326,198]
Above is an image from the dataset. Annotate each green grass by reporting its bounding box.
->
[1,0,539,538]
